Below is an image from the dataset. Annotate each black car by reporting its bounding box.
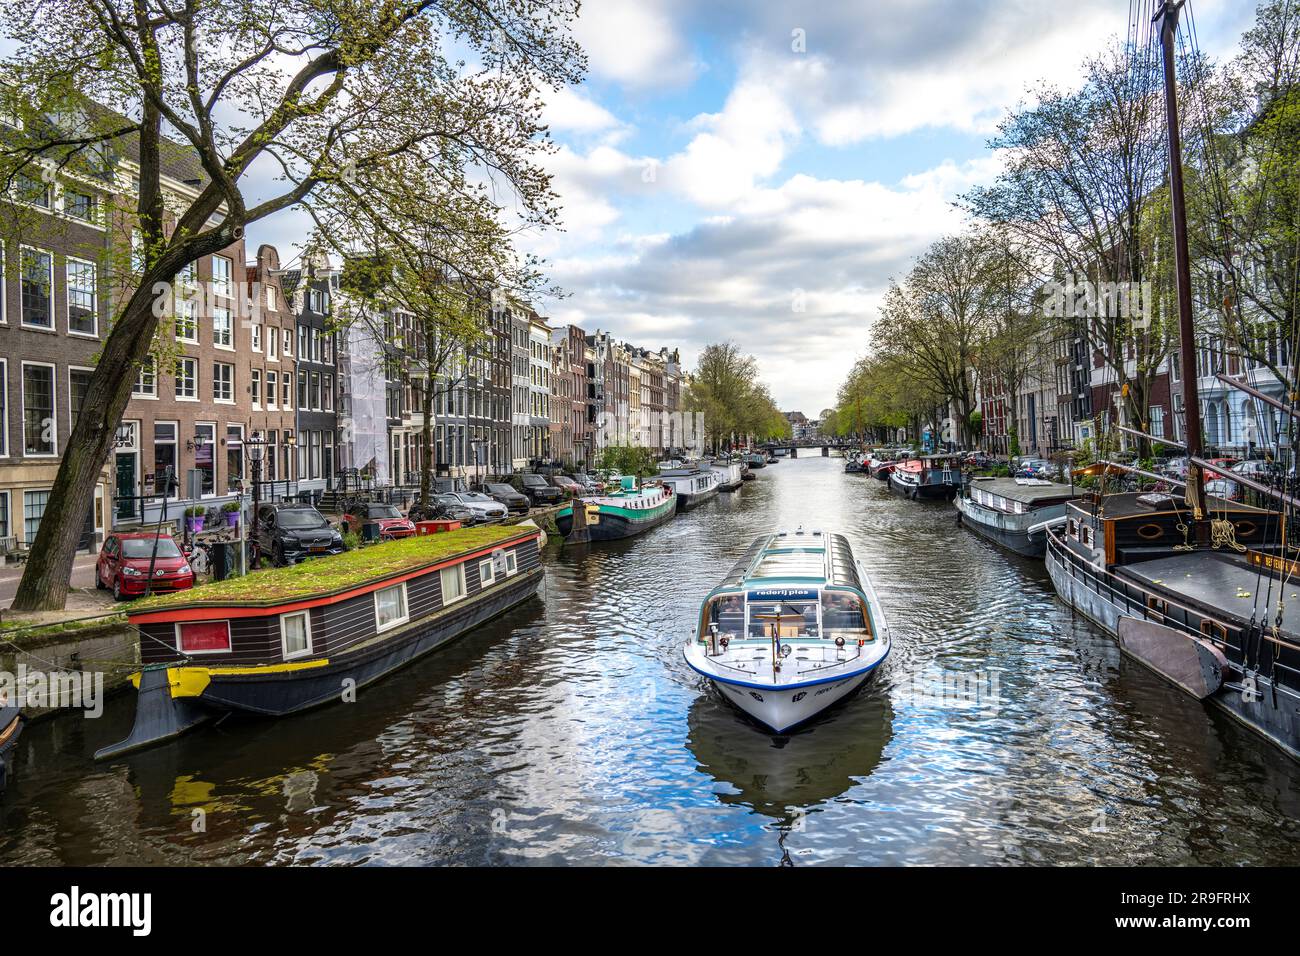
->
[255,503,345,566]
[483,482,530,514]
[514,472,565,506]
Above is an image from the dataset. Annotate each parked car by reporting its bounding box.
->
[342,501,416,540]
[430,493,477,525]
[1231,459,1278,481]
[1202,457,1239,480]
[1205,477,1244,502]
[571,472,603,492]
[550,474,584,497]
[451,492,509,523]
[514,472,565,506]
[1160,456,1189,480]
[1013,457,1050,478]
[97,531,194,601]
[256,503,345,566]
[483,482,530,514]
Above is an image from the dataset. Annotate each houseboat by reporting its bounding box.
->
[0,703,21,789]
[708,458,746,492]
[888,455,961,500]
[659,462,723,510]
[745,452,767,470]
[96,524,544,760]
[956,476,1079,558]
[683,529,891,733]
[555,476,677,544]
[867,448,905,481]
[1045,492,1300,759]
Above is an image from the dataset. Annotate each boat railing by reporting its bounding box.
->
[1044,528,1265,667]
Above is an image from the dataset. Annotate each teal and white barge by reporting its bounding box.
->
[683,529,891,733]
[555,477,676,544]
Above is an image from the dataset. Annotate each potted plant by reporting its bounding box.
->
[221,501,242,527]
[184,506,205,535]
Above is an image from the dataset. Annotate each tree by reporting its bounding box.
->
[872,231,1002,447]
[0,0,584,610]
[1184,0,1300,432]
[685,345,789,448]
[966,43,1178,457]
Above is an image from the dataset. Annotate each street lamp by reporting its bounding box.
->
[246,431,266,567]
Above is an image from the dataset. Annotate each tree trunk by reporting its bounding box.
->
[11,293,160,610]
[419,378,436,502]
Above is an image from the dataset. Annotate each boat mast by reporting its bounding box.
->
[1156,0,1206,523]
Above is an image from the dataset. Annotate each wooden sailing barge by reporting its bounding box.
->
[97,524,543,760]
[1047,1,1300,762]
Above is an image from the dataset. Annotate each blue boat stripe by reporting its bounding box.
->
[685,653,886,692]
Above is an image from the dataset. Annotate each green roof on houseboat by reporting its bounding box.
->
[132,525,535,611]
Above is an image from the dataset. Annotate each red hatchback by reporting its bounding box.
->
[342,502,417,540]
[96,532,195,601]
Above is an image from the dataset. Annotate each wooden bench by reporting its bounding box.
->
[0,537,26,565]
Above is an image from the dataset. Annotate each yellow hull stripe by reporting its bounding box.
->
[129,658,332,699]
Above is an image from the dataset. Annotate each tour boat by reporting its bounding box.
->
[683,529,891,733]
[745,452,767,470]
[956,476,1079,558]
[844,451,865,474]
[659,462,723,510]
[96,524,544,760]
[555,477,676,544]
[0,703,22,789]
[1046,492,1300,758]
[708,458,746,492]
[888,455,961,500]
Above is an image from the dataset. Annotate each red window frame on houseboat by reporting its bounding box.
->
[175,620,232,654]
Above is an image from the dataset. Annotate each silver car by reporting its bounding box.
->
[452,492,509,523]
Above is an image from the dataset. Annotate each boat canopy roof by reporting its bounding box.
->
[716,530,864,593]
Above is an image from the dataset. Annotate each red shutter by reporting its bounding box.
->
[178,621,231,653]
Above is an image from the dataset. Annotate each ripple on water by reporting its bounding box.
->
[3,456,1300,865]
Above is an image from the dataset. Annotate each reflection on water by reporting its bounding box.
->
[3,455,1300,865]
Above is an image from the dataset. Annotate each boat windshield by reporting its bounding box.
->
[703,594,746,640]
[822,590,870,639]
[747,600,819,639]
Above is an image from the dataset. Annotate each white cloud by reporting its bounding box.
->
[573,0,699,89]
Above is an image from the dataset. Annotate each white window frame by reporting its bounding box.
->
[175,356,198,401]
[266,370,277,409]
[212,254,232,298]
[213,361,234,404]
[440,563,467,605]
[19,245,53,330]
[20,360,57,457]
[65,255,98,337]
[280,609,313,660]
[173,620,233,656]
[132,355,158,399]
[213,306,233,349]
[479,559,495,588]
[251,323,261,352]
[374,581,410,633]
[251,367,262,409]
[0,358,7,456]
[175,298,199,343]
[505,550,518,576]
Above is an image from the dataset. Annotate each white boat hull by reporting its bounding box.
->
[684,642,888,733]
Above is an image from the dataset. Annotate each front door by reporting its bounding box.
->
[115,452,137,520]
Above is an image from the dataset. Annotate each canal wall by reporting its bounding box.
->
[0,614,137,720]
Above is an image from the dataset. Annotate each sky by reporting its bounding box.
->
[226,1,1258,415]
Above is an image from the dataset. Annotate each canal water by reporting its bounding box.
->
[3,454,1300,865]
